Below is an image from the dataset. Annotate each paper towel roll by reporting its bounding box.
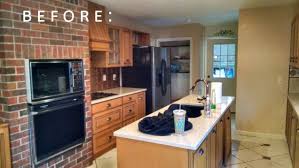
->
[211,82,222,104]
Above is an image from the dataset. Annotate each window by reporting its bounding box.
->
[212,43,236,78]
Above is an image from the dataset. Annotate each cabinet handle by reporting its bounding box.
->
[108,136,112,142]
[107,117,112,121]
[213,129,216,133]
[129,97,132,100]
[227,117,230,120]
[198,149,205,156]
[107,103,112,108]
[129,109,132,113]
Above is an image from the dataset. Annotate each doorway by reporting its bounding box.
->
[157,38,192,102]
[206,39,237,112]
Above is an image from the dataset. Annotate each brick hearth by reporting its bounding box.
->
[0,0,92,167]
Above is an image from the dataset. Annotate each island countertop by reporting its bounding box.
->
[114,94,235,151]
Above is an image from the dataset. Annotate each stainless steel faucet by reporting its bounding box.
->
[190,78,210,97]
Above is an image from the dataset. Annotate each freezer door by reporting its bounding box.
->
[152,47,171,111]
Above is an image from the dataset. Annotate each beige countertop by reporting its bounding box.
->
[91,87,147,104]
[114,94,235,150]
[288,93,299,118]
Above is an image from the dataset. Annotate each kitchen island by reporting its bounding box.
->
[114,94,235,168]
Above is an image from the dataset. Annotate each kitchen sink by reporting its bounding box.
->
[168,104,204,118]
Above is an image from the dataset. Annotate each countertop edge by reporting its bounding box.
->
[91,88,147,104]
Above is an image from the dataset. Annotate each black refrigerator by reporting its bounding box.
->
[122,46,171,114]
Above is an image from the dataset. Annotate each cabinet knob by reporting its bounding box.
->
[198,149,205,156]
[138,97,142,100]
[129,97,132,100]
[107,117,112,121]
[108,136,112,142]
[107,103,112,108]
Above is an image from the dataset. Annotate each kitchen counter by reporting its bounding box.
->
[114,94,235,150]
[91,87,147,104]
[288,93,299,118]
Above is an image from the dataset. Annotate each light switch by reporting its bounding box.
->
[113,74,117,81]
[102,74,107,81]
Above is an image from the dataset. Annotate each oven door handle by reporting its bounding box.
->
[30,100,84,116]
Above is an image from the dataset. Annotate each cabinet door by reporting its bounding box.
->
[223,110,232,166]
[137,92,146,119]
[121,29,133,66]
[207,127,217,168]
[108,26,121,67]
[0,123,11,168]
[286,100,293,147]
[216,118,224,168]
[193,139,207,168]
[290,112,298,163]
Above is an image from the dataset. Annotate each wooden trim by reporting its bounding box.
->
[0,122,11,168]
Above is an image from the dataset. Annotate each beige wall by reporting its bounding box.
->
[236,5,296,135]
[152,24,205,91]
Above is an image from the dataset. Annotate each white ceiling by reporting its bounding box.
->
[92,0,297,26]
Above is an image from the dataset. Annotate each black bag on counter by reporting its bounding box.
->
[138,108,193,136]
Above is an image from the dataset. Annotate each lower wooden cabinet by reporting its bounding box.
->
[192,140,207,168]
[92,91,146,157]
[0,122,11,168]
[224,110,232,166]
[286,99,299,167]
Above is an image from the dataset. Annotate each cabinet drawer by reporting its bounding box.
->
[93,124,121,156]
[93,107,122,134]
[90,41,110,51]
[122,94,138,104]
[123,102,137,121]
[92,98,122,114]
[123,117,136,126]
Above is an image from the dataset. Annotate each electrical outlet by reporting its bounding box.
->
[102,74,107,81]
[113,74,117,81]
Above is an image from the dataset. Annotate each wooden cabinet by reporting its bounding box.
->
[91,26,134,68]
[137,92,146,119]
[0,122,11,168]
[192,140,207,168]
[92,91,146,156]
[132,31,150,46]
[290,15,299,68]
[286,99,299,167]
[121,28,133,66]
[207,127,216,168]
[216,117,224,168]
[88,2,111,51]
[223,110,232,166]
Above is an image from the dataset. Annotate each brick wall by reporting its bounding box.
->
[91,67,120,92]
[0,0,92,167]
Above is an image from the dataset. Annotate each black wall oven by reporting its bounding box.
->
[25,59,84,104]
[25,59,86,166]
[29,96,85,165]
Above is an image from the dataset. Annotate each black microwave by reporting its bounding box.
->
[25,59,84,104]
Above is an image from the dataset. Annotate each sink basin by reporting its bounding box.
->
[168,104,204,118]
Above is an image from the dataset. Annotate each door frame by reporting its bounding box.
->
[156,37,193,91]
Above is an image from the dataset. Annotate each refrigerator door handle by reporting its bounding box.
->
[160,60,167,96]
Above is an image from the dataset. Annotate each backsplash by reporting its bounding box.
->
[91,68,120,92]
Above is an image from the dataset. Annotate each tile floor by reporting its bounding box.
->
[88,113,292,168]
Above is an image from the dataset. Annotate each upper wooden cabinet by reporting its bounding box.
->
[121,28,133,66]
[132,31,150,46]
[290,14,299,68]
[92,26,134,68]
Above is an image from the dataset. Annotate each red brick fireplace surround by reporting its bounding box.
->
[0,0,92,167]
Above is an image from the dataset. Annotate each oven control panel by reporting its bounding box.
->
[70,61,84,92]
